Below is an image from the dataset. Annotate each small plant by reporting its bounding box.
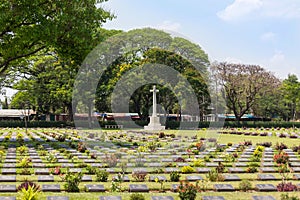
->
[192,158,204,167]
[206,169,224,182]
[277,182,297,192]
[77,142,87,153]
[280,193,300,200]
[132,170,148,182]
[181,166,195,173]
[17,145,28,155]
[170,171,181,182]
[275,142,288,150]
[19,184,40,200]
[239,179,252,191]
[158,132,165,138]
[246,166,258,173]
[274,152,289,164]
[50,166,61,175]
[17,180,40,192]
[95,169,109,182]
[129,193,145,200]
[103,153,119,167]
[178,181,199,200]
[216,162,225,173]
[60,168,83,192]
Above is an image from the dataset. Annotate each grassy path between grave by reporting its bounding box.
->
[1,191,300,200]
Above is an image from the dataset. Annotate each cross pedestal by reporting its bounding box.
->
[144,85,165,131]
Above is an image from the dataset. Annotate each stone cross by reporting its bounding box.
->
[150,85,159,117]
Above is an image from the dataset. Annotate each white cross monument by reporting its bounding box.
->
[144,85,165,130]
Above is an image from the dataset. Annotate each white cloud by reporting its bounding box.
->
[217,0,263,21]
[218,0,300,21]
[156,21,181,32]
[270,51,285,63]
[260,32,276,42]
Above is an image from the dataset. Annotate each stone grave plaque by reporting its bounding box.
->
[113,175,130,182]
[258,174,277,181]
[234,162,247,167]
[214,184,235,191]
[90,163,102,167]
[1,169,16,175]
[31,159,43,163]
[32,163,46,168]
[212,159,224,162]
[165,168,179,173]
[252,196,276,200]
[2,164,16,168]
[99,196,122,200]
[202,196,225,200]
[255,184,277,191]
[290,162,300,167]
[151,196,174,200]
[69,168,82,173]
[0,185,16,192]
[82,175,93,182]
[260,167,276,173]
[261,162,274,167]
[196,168,211,173]
[205,163,219,167]
[58,159,69,163]
[176,163,189,167]
[0,197,16,200]
[292,167,300,172]
[3,160,15,163]
[85,184,105,192]
[161,158,173,162]
[186,175,203,181]
[223,175,240,181]
[47,196,69,200]
[0,176,16,182]
[228,167,244,173]
[237,158,249,162]
[61,163,74,168]
[149,175,167,182]
[129,184,149,192]
[171,184,179,192]
[42,184,60,192]
[38,175,54,182]
[35,169,49,175]
[83,159,95,163]
[148,163,163,167]
[293,174,300,180]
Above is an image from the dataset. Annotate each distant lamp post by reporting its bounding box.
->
[23,101,30,134]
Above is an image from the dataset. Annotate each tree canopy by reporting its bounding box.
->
[0,0,113,75]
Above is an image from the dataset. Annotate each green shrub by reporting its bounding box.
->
[178,181,199,200]
[95,170,109,182]
[206,169,224,182]
[170,171,181,182]
[181,166,195,173]
[19,184,40,200]
[61,169,83,192]
[239,179,252,191]
[129,193,145,200]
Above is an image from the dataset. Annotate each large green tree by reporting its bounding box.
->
[281,74,300,121]
[0,0,113,76]
[95,28,210,120]
[211,62,279,121]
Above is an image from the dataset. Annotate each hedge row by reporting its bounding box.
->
[0,120,300,129]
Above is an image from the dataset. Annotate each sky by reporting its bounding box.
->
[100,0,300,80]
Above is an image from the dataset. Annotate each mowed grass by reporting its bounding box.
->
[1,191,299,200]
[79,128,300,147]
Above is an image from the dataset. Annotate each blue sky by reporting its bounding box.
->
[101,0,300,79]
